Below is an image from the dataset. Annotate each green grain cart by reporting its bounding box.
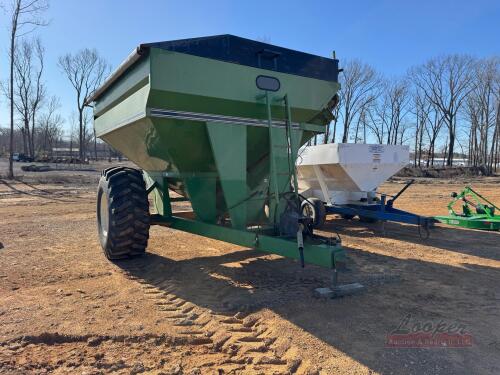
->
[86,35,347,278]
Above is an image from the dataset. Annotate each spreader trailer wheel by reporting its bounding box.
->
[97,167,150,260]
[301,197,326,229]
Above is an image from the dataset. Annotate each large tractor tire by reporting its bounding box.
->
[301,197,326,229]
[97,167,150,260]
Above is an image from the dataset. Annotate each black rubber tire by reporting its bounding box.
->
[358,215,378,223]
[341,214,355,220]
[97,166,150,260]
[301,197,326,229]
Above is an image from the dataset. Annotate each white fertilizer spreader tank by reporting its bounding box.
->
[297,143,434,235]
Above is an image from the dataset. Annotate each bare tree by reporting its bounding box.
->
[464,57,499,174]
[67,112,78,160]
[322,94,341,144]
[13,40,33,156]
[494,96,500,173]
[424,106,445,167]
[58,49,109,161]
[412,55,475,166]
[329,100,341,143]
[30,38,45,157]
[0,126,24,155]
[82,110,94,160]
[385,78,411,145]
[353,108,366,143]
[338,59,379,143]
[365,77,410,145]
[412,88,432,166]
[37,96,63,156]
[406,85,445,167]
[12,38,45,158]
[465,88,483,167]
[5,0,48,178]
[493,65,500,173]
[366,96,389,143]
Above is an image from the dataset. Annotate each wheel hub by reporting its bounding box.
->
[99,193,109,237]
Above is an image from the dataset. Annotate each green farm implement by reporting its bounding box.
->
[86,35,361,295]
[434,186,500,231]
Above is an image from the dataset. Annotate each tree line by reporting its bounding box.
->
[2,1,499,179]
[318,55,499,173]
[2,0,110,178]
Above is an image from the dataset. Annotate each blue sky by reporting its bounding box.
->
[1,0,499,132]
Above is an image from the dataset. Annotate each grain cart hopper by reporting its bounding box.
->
[297,143,434,234]
[86,35,354,284]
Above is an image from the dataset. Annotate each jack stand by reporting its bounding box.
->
[379,220,386,236]
[314,268,365,299]
[297,224,305,268]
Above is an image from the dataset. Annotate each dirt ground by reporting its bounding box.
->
[0,162,499,374]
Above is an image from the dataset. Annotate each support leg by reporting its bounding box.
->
[314,265,365,299]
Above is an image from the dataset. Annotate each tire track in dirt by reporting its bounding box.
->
[118,258,317,374]
[0,332,227,374]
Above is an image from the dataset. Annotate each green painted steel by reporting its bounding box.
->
[206,123,248,228]
[152,215,345,269]
[91,39,344,269]
[434,215,500,230]
[434,186,500,231]
[95,47,339,228]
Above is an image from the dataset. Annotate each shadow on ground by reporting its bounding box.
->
[322,216,500,262]
[0,179,82,202]
[115,240,500,375]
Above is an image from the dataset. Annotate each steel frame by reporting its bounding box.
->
[149,178,345,269]
[434,186,500,231]
[311,176,434,230]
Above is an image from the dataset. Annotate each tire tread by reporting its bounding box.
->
[98,167,150,260]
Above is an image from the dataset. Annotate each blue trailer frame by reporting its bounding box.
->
[322,180,435,236]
